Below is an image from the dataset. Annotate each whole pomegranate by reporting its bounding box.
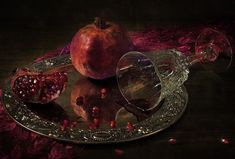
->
[70,17,133,80]
[11,68,68,104]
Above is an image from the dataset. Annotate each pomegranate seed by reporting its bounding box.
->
[110,120,117,128]
[60,125,66,132]
[126,122,134,132]
[100,88,107,94]
[114,148,124,155]
[70,121,77,128]
[33,79,37,84]
[76,96,84,105]
[60,119,69,131]
[168,138,177,144]
[92,106,99,113]
[88,123,96,130]
[93,118,100,128]
[92,106,100,117]
[63,119,69,126]
[100,88,107,99]
[220,138,229,144]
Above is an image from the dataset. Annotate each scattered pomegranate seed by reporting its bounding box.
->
[110,120,117,128]
[93,118,100,128]
[220,138,229,144]
[100,88,107,94]
[76,96,84,105]
[60,125,66,132]
[168,138,177,144]
[88,123,96,130]
[63,119,69,126]
[60,119,69,132]
[70,121,77,128]
[92,106,100,117]
[92,106,99,113]
[100,88,107,99]
[126,122,134,132]
[114,148,124,155]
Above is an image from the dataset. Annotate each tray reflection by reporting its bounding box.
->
[26,69,161,131]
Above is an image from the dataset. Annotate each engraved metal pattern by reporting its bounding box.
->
[1,55,188,144]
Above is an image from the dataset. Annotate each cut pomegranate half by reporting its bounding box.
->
[11,68,68,104]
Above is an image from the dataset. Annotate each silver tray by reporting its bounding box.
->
[2,55,188,144]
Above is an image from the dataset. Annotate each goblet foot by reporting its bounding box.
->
[195,28,233,72]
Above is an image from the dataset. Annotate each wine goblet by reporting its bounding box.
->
[116,28,233,111]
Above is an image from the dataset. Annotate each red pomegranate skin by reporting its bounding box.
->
[70,18,134,80]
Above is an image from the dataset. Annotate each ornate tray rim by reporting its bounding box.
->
[1,55,188,144]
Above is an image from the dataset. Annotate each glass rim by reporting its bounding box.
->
[116,50,163,111]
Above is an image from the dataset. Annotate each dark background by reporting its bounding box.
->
[0,0,235,82]
[0,0,235,158]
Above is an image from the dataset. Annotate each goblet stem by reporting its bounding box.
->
[185,51,208,67]
[193,28,232,71]
[185,42,221,68]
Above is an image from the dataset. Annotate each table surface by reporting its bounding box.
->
[1,2,235,158]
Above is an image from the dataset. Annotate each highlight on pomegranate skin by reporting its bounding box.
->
[10,68,68,104]
[70,17,134,80]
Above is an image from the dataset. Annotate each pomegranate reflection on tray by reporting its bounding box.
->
[69,77,161,129]
[70,78,123,129]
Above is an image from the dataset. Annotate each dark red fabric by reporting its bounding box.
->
[0,23,234,158]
